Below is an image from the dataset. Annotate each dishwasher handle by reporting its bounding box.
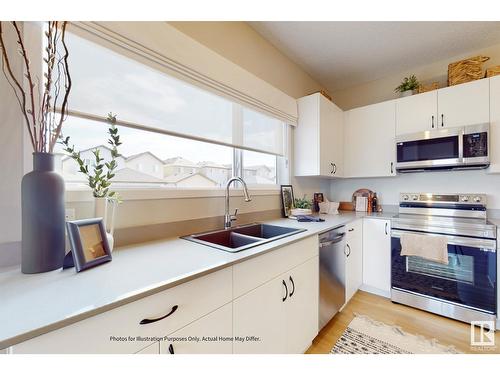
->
[319,233,346,248]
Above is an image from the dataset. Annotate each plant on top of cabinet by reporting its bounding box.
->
[0,21,71,274]
[395,75,420,97]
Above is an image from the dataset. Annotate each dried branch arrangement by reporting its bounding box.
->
[0,21,71,153]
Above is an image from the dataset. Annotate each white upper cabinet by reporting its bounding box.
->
[295,93,344,177]
[488,76,500,173]
[344,100,397,178]
[436,79,490,128]
[395,90,438,135]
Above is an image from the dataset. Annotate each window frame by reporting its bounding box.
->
[25,23,291,201]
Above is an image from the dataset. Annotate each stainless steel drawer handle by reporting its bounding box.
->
[319,233,346,247]
[139,305,179,325]
[168,344,174,354]
[346,244,351,257]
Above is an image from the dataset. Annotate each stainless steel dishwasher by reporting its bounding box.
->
[318,226,346,330]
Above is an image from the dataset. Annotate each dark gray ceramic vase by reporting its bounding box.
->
[21,152,65,274]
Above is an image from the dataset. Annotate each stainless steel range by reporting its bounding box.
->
[391,193,497,327]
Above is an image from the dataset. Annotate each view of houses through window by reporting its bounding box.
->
[54,116,279,189]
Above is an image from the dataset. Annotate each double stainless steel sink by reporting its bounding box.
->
[182,223,306,252]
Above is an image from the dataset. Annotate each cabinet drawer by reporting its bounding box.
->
[11,267,232,354]
[346,219,362,241]
[233,236,318,298]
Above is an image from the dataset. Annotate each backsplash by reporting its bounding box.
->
[329,169,500,211]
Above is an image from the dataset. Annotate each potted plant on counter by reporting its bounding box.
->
[395,74,420,97]
[0,21,71,274]
[60,113,122,251]
[291,195,313,216]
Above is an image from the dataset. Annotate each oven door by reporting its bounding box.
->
[391,229,497,314]
[396,128,461,171]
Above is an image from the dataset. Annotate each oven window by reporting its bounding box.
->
[406,253,474,284]
[397,136,459,162]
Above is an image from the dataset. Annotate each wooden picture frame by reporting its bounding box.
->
[66,218,112,272]
[280,185,295,218]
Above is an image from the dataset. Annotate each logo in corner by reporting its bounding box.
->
[470,321,495,347]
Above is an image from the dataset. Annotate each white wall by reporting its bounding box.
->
[332,41,500,110]
[0,23,24,266]
[329,170,500,210]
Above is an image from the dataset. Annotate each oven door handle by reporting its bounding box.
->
[391,229,496,252]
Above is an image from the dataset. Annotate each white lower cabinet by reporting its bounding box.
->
[161,304,233,354]
[10,268,232,354]
[135,342,160,354]
[233,273,287,354]
[9,236,320,354]
[285,256,319,354]
[345,219,363,302]
[361,218,391,296]
[233,256,319,354]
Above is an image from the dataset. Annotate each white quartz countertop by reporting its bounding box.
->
[0,210,395,349]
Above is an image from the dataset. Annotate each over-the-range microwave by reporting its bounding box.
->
[395,123,489,173]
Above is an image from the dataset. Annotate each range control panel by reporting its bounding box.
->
[400,193,487,206]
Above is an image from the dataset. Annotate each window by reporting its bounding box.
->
[52,31,289,190]
[54,116,236,189]
[242,150,277,185]
[65,32,286,156]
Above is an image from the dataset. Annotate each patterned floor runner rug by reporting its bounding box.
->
[331,315,461,354]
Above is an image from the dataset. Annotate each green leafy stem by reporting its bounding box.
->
[60,113,122,200]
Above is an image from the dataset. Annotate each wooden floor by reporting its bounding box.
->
[306,290,500,354]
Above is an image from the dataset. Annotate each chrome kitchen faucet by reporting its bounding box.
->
[224,177,251,229]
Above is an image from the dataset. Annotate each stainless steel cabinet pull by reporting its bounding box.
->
[139,305,178,325]
[333,163,337,174]
[431,115,434,128]
[390,162,394,174]
[168,344,174,354]
[346,244,351,257]
[441,114,444,127]
[330,162,335,174]
[348,228,354,232]
[282,280,288,302]
[385,222,388,235]
[289,276,295,298]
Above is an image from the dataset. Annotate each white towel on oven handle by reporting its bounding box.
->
[400,233,449,265]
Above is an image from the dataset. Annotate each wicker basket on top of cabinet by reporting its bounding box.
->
[486,65,500,78]
[448,55,489,86]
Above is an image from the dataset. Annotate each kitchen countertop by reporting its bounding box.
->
[0,210,396,349]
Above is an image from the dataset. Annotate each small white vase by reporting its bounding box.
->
[400,89,415,97]
[94,197,118,252]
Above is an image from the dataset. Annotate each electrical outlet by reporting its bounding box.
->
[65,208,76,221]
